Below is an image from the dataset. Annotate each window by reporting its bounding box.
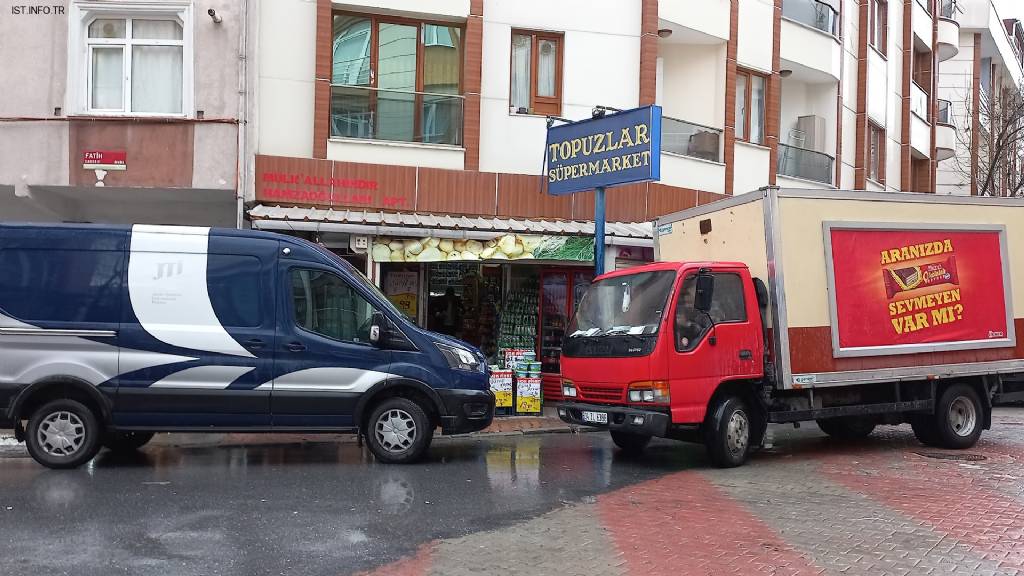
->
[85,17,185,114]
[869,0,887,56]
[674,273,747,352]
[510,30,563,116]
[0,249,123,325]
[869,123,885,184]
[207,255,262,328]
[291,269,379,344]
[330,14,464,145]
[736,70,766,145]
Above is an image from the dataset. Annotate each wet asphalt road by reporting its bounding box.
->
[0,431,716,576]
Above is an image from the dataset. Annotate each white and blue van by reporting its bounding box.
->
[0,223,494,468]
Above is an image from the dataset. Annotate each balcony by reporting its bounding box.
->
[935,99,956,161]
[777,143,834,185]
[330,85,464,146]
[937,0,961,62]
[911,81,930,120]
[659,0,729,42]
[662,116,722,163]
[910,82,932,158]
[912,0,933,53]
[780,0,842,82]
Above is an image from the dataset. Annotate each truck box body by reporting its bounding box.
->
[655,188,1024,391]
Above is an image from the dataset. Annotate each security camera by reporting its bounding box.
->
[207,8,222,24]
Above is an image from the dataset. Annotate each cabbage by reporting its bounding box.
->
[461,251,480,260]
[447,251,463,261]
[465,240,484,254]
[418,246,444,262]
[481,246,496,259]
[453,240,467,252]
[371,244,392,262]
[439,239,455,253]
[390,250,405,262]
[497,234,517,254]
[388,240,404,251]
[425,238,440,248]
[404,239,424,255]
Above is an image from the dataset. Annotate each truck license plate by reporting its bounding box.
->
[582,411,608,424]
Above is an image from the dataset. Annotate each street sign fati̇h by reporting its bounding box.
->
[545,105,662,196]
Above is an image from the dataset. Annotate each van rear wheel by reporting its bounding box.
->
[366,397,433,464]
[25,399,102,469]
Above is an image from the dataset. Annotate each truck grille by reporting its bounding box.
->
[577,384,623,402]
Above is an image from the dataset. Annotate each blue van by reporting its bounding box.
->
[0,223,494,468]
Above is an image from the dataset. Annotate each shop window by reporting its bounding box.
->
[291,268,378,344]
[674,273,747,352]
[79,13,188,115]
[510,31,563,116]
[331,14,464,145]
[869,0,887,57]
[869,123,885,184]
[736,70,766,145]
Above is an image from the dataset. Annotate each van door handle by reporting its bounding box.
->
[739,349,752,360]
[244,338,265,349]
[285,342,306,352]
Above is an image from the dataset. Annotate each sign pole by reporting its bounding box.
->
[594,186,606,276]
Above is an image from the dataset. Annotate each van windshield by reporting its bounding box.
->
[568,271,676,337]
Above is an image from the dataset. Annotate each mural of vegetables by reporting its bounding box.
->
[371,234,595,263]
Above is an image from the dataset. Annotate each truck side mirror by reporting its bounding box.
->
[369,312,384,346]
[695,272,715,313]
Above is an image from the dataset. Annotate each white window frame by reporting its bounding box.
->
[69,1,194,118]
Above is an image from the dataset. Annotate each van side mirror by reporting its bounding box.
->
[369,312,384,346]
[695,272,715,313]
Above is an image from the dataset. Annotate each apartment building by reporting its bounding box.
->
[0,1,252,227]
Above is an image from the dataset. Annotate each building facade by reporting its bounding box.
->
[0,0,253,227]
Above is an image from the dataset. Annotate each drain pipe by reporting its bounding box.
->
[235,0,249,229]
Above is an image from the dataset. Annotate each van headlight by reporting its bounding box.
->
[436,343,484,373]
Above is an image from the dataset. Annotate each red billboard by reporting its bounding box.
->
[826,224,1013,355]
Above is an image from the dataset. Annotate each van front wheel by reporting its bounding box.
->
[25,399,102,469]
[704,395,751,468]
[366,397,433,464]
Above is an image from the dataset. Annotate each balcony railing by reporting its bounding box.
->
[778,143,834,184]
[938,99,953,124]
[661,116,723,163]
[939,0,958,19]
[330,85,465,146]
[782,0,839,37]
[911,81,929,120]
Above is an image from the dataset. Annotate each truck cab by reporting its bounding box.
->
[558,261,768,466]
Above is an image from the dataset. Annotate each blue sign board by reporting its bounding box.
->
[545,105,662,196]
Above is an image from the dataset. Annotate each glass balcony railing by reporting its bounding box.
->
[939,0,958,19]
[911,81,929,120]
[661,116,723,163]
[782,0,839,37]
[330,85,464,146]
[938,99,953,124]
[778,143,834,184]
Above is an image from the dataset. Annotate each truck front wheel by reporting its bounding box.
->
[816,417,876,440]
[931,384,983,449]
[610,430,651,454]
[704,396,751,468]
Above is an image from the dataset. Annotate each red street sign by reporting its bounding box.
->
[82,150,127,170]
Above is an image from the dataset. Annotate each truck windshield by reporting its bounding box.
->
[568,271,676,337]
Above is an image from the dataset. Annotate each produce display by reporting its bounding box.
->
[371,234,594,263]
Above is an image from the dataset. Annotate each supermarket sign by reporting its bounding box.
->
[371,233,594,263]
[545,105,662,195]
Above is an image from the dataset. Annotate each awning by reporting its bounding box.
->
[248,205,654,247]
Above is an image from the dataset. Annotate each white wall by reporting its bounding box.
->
[257,0,317,158]
[737,0,774,73]
[657,43,726,127]
[937,31,975,195]
[478,0,642,175]
[327,140,465,170]
[911,0,932,51]
[334,0,469,20]
[660,0,730,41]
[910,114,931,159]
[867,49,888,126]
[659,154,725,193]
[779,20,842,81]
[780,80,837,154]
[734,142,770,194]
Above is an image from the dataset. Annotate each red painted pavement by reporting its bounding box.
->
[355,542,435,576]
[597,471,824,575]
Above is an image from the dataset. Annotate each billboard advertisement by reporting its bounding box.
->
[545,105,662,195]
[824,223,1015,357]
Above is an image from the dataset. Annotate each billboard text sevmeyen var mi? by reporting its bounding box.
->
[545,105,662,196]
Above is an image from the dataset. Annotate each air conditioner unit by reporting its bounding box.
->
[797,115,827,153]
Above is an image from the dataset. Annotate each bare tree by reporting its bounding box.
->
[956,81,1024,197]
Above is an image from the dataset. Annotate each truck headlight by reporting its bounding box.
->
[562,380,577,398]
[436,343,484,373]
[627,380,670,404]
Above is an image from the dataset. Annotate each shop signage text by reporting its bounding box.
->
[259,171,407,207]
[11,5,65,15]
[545,105,662,195]
[82,150,126,171]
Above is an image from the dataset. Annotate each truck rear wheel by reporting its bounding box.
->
[816,417,876,440]
[932,384,983,449]
[365,397,434,464]
[610,430,651,454]
[24,399,102,469]
[704,396,750,468]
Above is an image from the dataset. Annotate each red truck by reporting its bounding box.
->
[557,188,1024,467]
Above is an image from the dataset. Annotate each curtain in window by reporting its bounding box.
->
[751,75,765,144]
[132,46,183,113]
[511,34,531,112]
[91,47,123,110]
[736,74,747,141]
[537,39,557,98]
[422,24,462,144]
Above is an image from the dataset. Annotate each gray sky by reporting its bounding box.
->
[995,0,1024,20]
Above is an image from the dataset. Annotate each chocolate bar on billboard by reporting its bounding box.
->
[883,256,959,299]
